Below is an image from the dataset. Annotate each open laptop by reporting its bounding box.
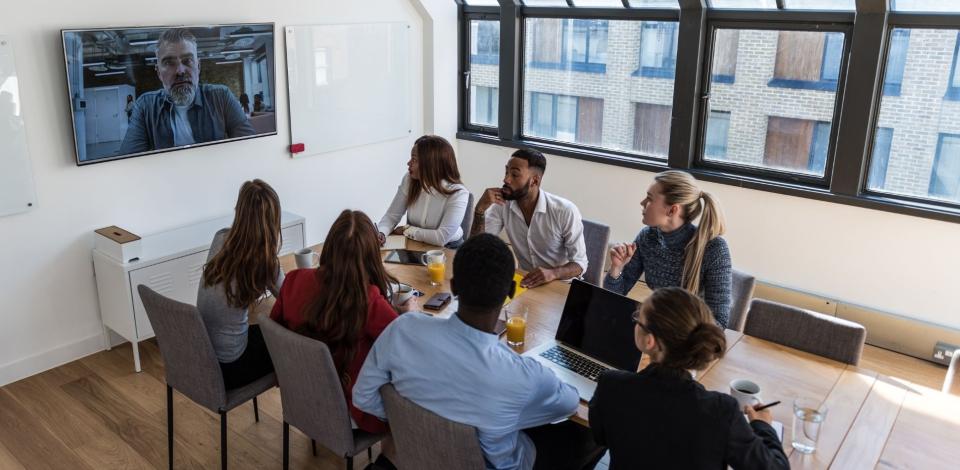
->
[523,279,642,401]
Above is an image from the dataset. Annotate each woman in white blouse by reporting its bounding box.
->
[378,135,469,247]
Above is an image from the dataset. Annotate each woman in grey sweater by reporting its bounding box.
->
[197,180,285,389]
[604,171,732,328]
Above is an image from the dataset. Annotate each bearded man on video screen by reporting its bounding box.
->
[120,28,255,154]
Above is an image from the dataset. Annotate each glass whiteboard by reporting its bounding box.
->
[0,36,37,217]
[285,23,411,157]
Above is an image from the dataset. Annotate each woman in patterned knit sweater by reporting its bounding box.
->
[603,171,732,328]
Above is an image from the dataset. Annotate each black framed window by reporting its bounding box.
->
[700,26,848,181]
[471,20,500,65]
[528,19,609,74]
[464,17,500,132]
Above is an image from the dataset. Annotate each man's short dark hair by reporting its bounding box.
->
[511,148,546,175]
[156,28,198,56]
[453,234,516,310]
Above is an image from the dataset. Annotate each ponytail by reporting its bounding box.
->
[653,171,726,294]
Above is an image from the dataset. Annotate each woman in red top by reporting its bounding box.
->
[270,209,417,435]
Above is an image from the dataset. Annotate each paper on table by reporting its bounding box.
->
[381,235,406,251]
[743,415,784,441]
[504,272,528,306]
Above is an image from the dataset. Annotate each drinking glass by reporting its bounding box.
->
[505,306,527,347]
[420,250,446,286]
[792,397,828,454]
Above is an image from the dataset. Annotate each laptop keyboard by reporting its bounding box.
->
[540,346,610,382]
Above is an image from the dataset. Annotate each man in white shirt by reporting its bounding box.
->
[469,148,588,288]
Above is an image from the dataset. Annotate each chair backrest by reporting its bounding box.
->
[744,298,866,365]
[581,219,610,286]
[727,269,757,332]
[137,285,226,411]
[460,192,475,241]
[944,349,960,395]
[380,384,486,470]
[259,314,356,456]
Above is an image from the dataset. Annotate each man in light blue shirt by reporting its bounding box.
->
[353,234,602,470]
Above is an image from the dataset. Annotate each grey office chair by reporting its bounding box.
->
[259,314,385,470]
[447,192,475,249]
[744,298,867,365]
[727,270,757,332]
[138,285,275,470]
[582,219,611,286]
[380,383,486,470]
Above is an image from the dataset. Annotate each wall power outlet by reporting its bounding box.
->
[932,341,960,366]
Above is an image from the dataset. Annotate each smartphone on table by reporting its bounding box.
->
[423,292,453,311]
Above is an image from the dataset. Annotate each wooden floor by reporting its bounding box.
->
[0,338,947,469]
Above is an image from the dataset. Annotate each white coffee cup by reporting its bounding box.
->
[294,248,319,269]
[389,282,415,307]
[729,379,762,409]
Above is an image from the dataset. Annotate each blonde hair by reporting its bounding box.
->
[653,171,726,295]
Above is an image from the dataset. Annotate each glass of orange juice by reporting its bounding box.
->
[505,306,527,347]
[420,250,446,286]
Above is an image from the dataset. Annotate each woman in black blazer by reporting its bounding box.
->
[588,287,789,470]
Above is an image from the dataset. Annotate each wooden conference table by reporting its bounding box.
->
[281,240,960,469]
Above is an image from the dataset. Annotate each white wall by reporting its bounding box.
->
[456,140,960,331]
[0,0,458,385]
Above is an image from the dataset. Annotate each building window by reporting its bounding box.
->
[884,29,910,96]
[929,133,960,202]
[712,30,739,84]
[705,110,731,159]
[633,103,672,157]
[471,20,500,65]
[948,32,960,100]
[636,21,679,78]
[528,92,604,146]
[769,31,847,91]
[763,117,831,175]
[529,19,608,74]
[867,127,893,190]
[471,86,498,128]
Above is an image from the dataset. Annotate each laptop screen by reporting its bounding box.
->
[555,279,643,371]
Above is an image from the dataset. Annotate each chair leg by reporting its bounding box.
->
[312,439,317,456]
[166,385,173,470]
[220,411,228,470]
[367,446,372,463]
[346,456,353,470]
[253,396,260,423]
[282,421,289,470]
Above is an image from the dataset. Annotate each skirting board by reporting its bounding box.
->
[755,281,960,364]
[0,332,105,387]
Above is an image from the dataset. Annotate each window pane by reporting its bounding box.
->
[523,0,569,6]
[867,28,960,204]
[572,0,625,6]
[468,20,500,129]
[892,0,960,12]
[705,110,731,159]
[785,0,855,9]
[709,0,777,9]
[628,0,679,7]
[523,18,677,157]
[884,30,910,95]
[701,29,843,177]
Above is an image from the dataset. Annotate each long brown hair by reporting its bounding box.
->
[406,135,463,208]
[202,179,282,309]
[300,210,397,385]
[641,287,726,372]
[654,170,726,295]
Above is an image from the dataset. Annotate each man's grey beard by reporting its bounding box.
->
[168,84,196,106]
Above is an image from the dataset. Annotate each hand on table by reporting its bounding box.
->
[391,226,408,236]
[377,232,386,246]
[397,296,420,314]
[520,267,558,288]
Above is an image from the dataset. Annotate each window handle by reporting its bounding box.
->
[464,71,471,90]
[701,93,711,101]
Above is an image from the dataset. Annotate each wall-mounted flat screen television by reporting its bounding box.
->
[62,23,277,165]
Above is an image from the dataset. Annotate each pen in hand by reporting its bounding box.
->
[753,400,781,412]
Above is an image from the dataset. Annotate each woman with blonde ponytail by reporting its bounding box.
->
[588,287,788,469]
[604,170,733,327]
